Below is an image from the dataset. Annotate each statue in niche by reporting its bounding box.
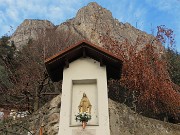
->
[78,93,92,114]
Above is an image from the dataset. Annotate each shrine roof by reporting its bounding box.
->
[45,40,123,82]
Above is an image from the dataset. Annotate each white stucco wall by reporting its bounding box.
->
[58,57,110,135]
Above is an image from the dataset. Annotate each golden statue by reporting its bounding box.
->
[78,93,92,114]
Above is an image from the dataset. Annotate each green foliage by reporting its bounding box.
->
[0,65,13,88]
[27,38,33,45]
[75,112,91,122]
[0,35,15,60]
[166,49,180,86]
[0,35,10,46]
[0,36,15,89]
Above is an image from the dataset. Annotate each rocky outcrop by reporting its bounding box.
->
[28,95,61,135]
[10,19,55,49]
[109,99,180,135]
[0,95,61,135]
[11,2,163,56]
[50,2,162,57]
[2,95,179,135]
[31,96,180,135]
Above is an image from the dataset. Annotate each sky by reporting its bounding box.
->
[0,0,180,52]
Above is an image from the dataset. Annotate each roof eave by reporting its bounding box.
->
[45,40,123,82]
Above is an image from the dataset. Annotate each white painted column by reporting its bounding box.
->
[58,58,110,135]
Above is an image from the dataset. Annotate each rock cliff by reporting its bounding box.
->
[10,19,55,49]
[11,2,162,55]
[45,2,162,58]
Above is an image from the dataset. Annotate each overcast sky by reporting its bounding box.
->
[0,0,180,52]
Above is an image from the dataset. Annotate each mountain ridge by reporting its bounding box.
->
[11,2,161,53]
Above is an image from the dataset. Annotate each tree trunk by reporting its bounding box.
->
[34,89,39,111]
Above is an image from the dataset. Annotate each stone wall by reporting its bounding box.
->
[109,99,180,135]
[1,95,179,135]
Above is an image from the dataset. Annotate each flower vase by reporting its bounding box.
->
[82,121,86,129]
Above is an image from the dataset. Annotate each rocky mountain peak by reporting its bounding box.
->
[75,2,113,24]
[51,2,161,58]
[10,19,55,49]
[68,2,116,45]
[11,2,162,55]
